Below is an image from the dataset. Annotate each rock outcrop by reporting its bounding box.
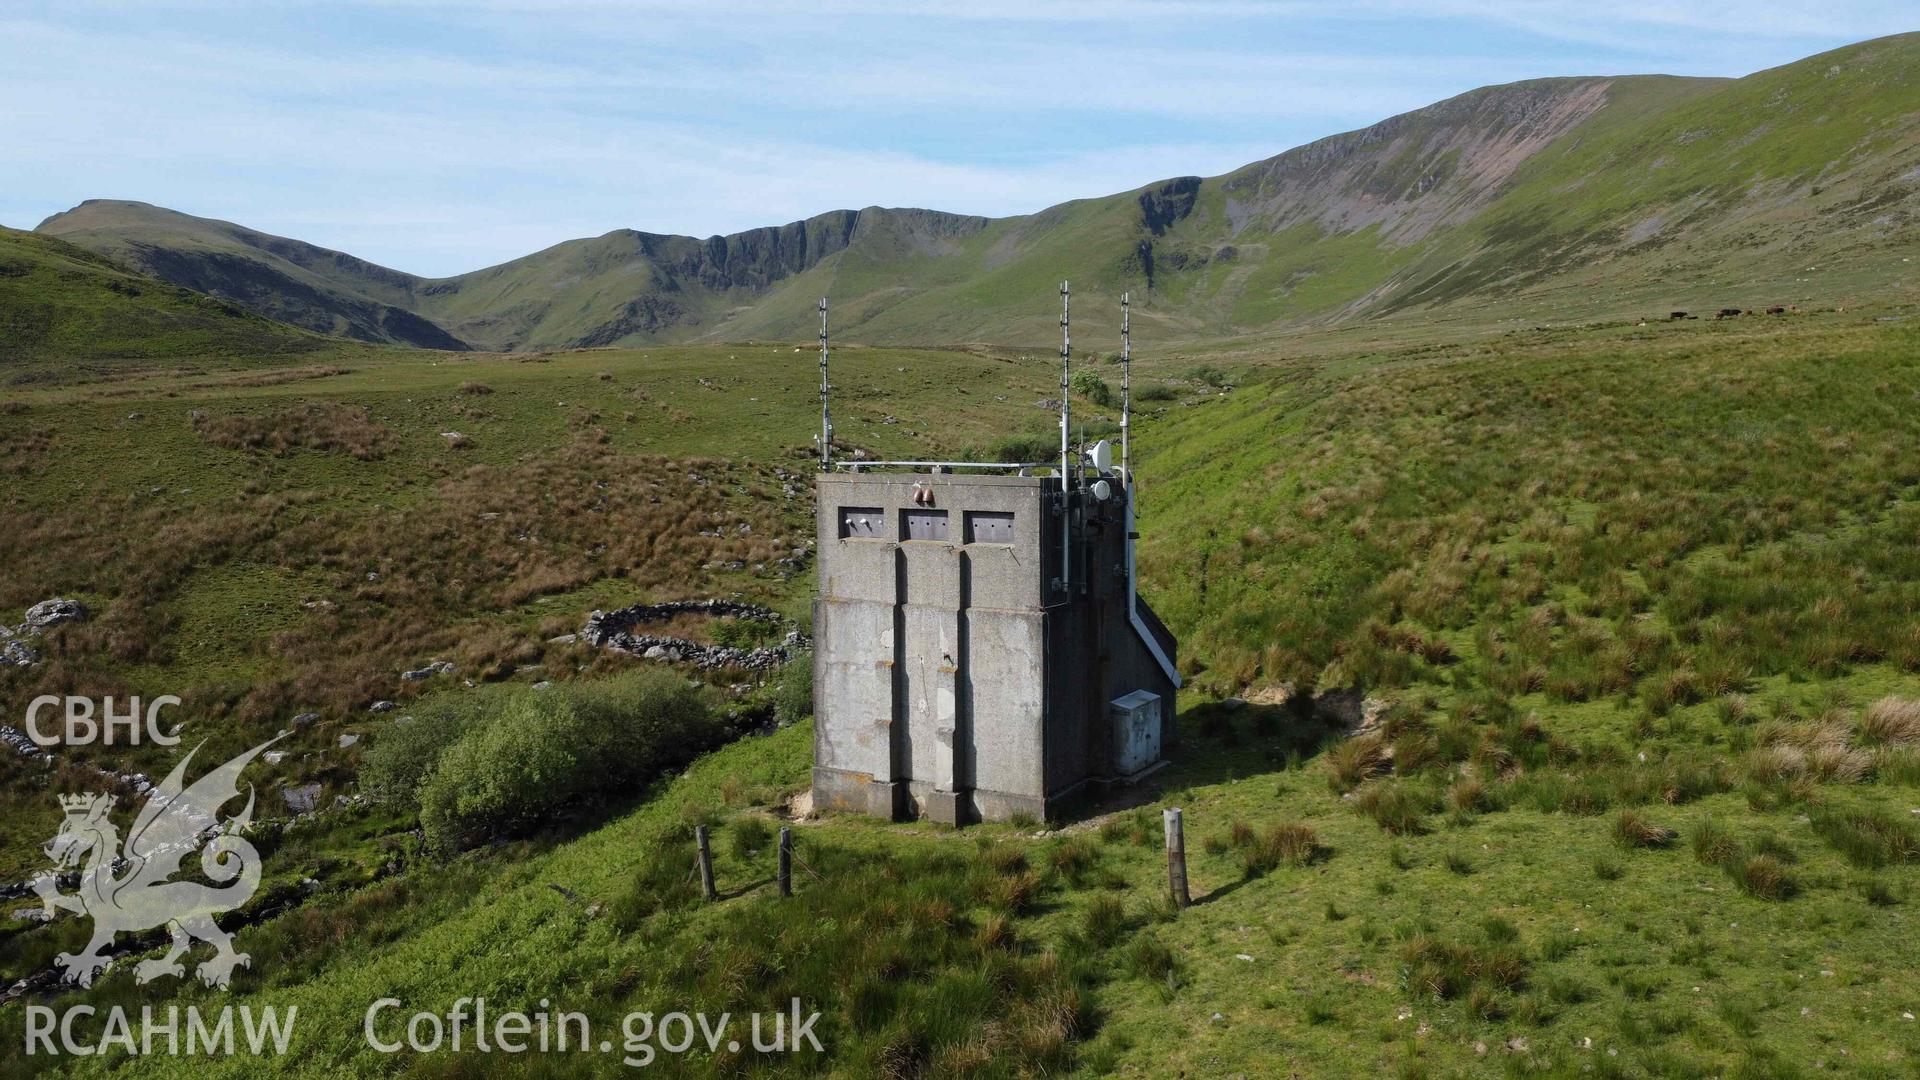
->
[0,598,88,667]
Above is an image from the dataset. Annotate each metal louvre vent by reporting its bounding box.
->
[902,509,950,541]
[839,506,885,539]
[965,511,1016,544]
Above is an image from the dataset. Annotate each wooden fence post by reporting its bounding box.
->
[1164,808,1190,909]
[695,824,717,901]
[778,827,793,898]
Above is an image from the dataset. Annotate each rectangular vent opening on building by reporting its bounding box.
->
[902,508,950,541]
[965,511,1016,544]
[839,506,885,539]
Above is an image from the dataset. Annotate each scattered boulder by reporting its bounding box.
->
[282,784,323,814]
[338,733,360,749]
[23,599,86,631]
[785,788,815,820]
[263,751,289,766]
[400,659,456,682]
[9,908,51,925]
[368,701,396,714]
[0,599,89,667]
[1313,687,1366,730]
[0,726,41,757]
[290,712,320,727]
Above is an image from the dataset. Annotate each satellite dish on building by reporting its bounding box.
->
[1092,478,1113,501]
[1088,440,1113,472]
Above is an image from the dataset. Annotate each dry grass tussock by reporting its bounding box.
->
[1857,697,1920,747]
[0,440,806,729]
[193,402,394,460]
[1748,713,1874,784]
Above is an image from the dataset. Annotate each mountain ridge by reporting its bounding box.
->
[31,32,1920,352]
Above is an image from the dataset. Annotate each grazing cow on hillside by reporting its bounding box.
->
[1716,308,1743,319]
[1766,306,1786,315]
[1669,311,1690,320]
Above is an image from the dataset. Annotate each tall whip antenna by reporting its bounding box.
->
[1120,292,1131,484]
[818,297,831,470]
[1059,280,1073,595]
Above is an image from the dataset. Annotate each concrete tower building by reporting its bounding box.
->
[809,288,1180,825]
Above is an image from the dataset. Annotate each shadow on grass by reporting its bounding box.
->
[1062,700,1342,826]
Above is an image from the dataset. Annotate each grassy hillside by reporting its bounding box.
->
[0,227,331,373]
[32,33,1920,354]
[34,203,470,350]
[5,307,1920,1075]
[0,338,1081,881]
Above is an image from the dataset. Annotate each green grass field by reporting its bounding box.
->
[5,303,1920,1076]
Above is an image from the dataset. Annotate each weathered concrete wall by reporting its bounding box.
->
[963,607,1046,801]
[813,469,1174,824]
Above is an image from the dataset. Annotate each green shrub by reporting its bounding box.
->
[361,683,516,803]
[773,650,813,725]
[413,671,721,850]
[1070,369,1113,407]
[990,433,1056,464]
[711,615,783,649]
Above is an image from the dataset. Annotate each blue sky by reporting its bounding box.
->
[2,1,1912,277]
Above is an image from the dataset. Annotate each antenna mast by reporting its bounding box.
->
[818,297,831,471]
[1120,292,1131,484]
[1059,281,1073,594]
